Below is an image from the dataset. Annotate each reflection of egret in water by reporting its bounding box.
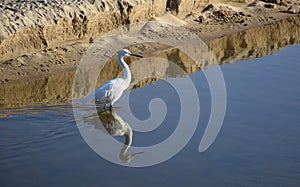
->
[84,110,143,163]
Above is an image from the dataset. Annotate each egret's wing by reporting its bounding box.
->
[94,79,116,103]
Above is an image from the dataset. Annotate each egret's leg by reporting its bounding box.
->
[104,103,108,110]
[109,104,113,111]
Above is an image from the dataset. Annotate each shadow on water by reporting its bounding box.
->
[0,16,300,109]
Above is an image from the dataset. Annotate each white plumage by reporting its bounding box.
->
[84,49,142,110]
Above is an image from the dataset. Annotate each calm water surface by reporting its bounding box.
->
[1,43,300,186]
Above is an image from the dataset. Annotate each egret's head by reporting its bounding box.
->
[118,49,143,58]
[118,49,131,57]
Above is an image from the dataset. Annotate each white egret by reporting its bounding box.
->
[83,49,142,110]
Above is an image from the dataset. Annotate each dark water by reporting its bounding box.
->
[1,43,300,186]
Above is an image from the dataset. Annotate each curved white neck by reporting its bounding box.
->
[124,128,133,146]
[119,128,133,163]
[118,55,132,87]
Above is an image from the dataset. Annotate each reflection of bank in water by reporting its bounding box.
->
[206,16,300,64]
[84,110,143,163]
[1,16,300,108]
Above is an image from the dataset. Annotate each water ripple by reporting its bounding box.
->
[0,104,77,164]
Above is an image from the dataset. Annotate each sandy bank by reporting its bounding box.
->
[0,0,299,85]
[1,14,300,108]
[0,0,167,61]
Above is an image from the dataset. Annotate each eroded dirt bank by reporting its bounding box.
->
[0,0,300,108]
[1,0,299,63]
[1,0,174,62]
[1,15,300,108]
